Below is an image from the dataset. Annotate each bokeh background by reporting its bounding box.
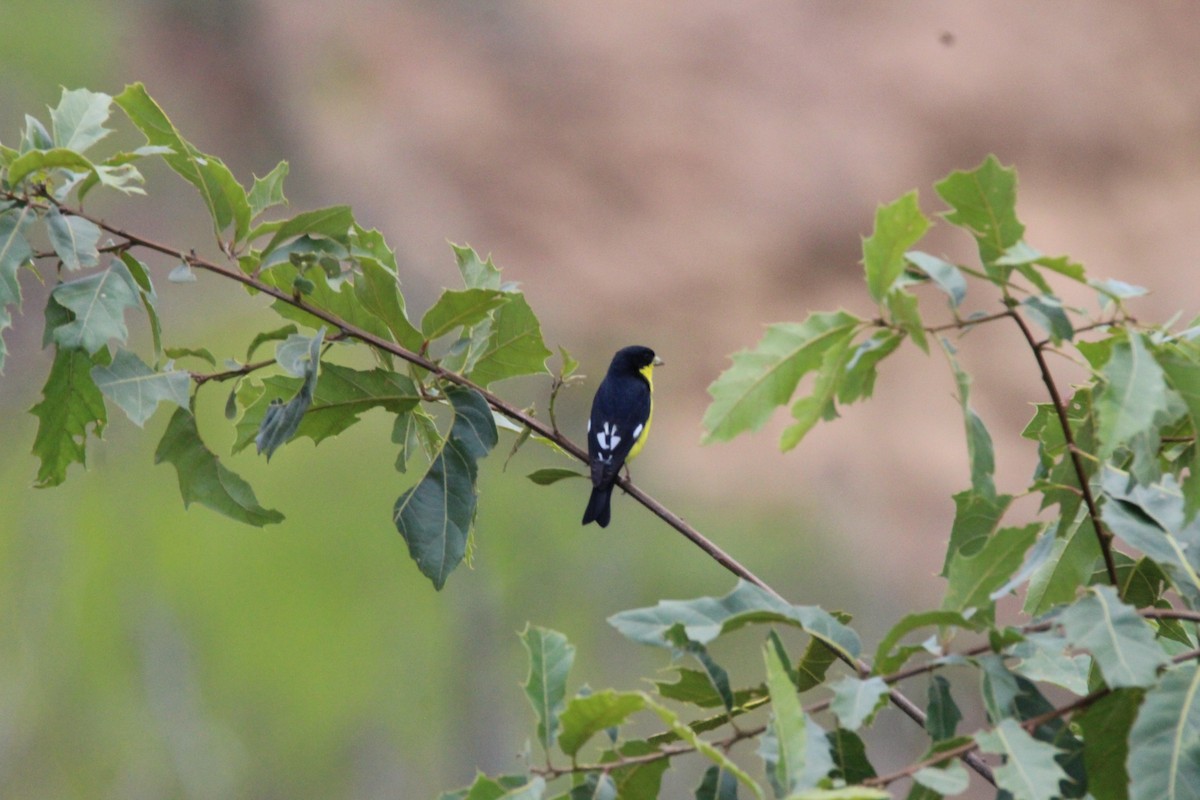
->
[3,2,1200,797]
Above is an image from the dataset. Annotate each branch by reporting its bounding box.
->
[15,193,998,786]
[1006,307,1120,586]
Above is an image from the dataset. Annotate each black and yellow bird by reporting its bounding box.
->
[582,345,663,527]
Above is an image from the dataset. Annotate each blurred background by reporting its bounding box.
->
[3,2,1200,797]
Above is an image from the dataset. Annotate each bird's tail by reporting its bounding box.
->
[582,485,612,527]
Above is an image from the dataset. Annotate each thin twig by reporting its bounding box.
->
[1006,307,1120,586]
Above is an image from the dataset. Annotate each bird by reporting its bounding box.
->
[582,345,663,527]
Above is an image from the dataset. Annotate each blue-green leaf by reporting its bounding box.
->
[45,207,101,271]
[50,259,140,354]
[50,88,113,153]
[519,625,575,754]
[91,348,190,427]
[1060,585,1169,689]
[975,719,1068,800]
[1127,663,1200,800]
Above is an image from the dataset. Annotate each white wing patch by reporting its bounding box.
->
[632,423,644,440]
[596,421,622,452]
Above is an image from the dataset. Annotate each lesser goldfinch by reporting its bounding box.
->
[582,345,663,527]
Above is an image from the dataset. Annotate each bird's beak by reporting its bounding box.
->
[653,356,664,366]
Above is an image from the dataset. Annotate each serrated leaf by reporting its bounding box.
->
[1060,585,1169,689]
[1076,688,1142,800]
[1095,332,1173,459]
[393,387,498,589]
[863,191,930,302]
[886,287,928,352]
[935,155,1024,271]
[114,83,251,241]
[467,293,553,387]
[838,329,903,405]
[905,251,966,307]
[781,326,857,451]
[453,243,502,290]
[354,257,423,350]
[259,205,353,259]
[828,675,888,731]
[558,690,644,757]
[264,262,393,343]
[6,147,97,187]
[248,160,288,217]
[30,346,107,487]
[50,258,140,353]
[608,580,860,661]
[943,488,1013,574]
[420,287,509,341]
[50,88,113,153]
[653,667,764,710]
[519,625,575,754]
[1011,630,1091,696]
[975,719,1068,800]
[941,523,1040,618]
[91,348,189,426]
[1127,663,1200,800]
[926,676,962,742]
[45,207,101,271]
[154,407,283,526]
[702,311,862,443]
[0,205,35,373]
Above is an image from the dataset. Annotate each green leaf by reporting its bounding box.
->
[91,348,190,427]
[1076,688,1142,800]
[420,288,509,341]
[392,407,440,473]
[653,668,764,709]
[942,523,1040,618]
[248,160,289,218]
[664,625,735,713]
[50,258,140,353]
[259,205,353,259]
[873,610,980,675]
[863,191,930,302]
[602,740,670,799]
[905,250,966,307]
[0,205,35,373]
[1060,585,1169,689]
[45,207,101,271]
[912,761,969,796]
[926,676,962,742]
[264,262,393,343]
[826,728,876,785]
[1127,662,1200,800]
[608,580,861,661]
[942,488,1013,574]
[354,257,423,350]
[453,243,503,290]
[645,696,764,799]
[943,340,997,497]
[255,328,324,459]
[526,468,583,486]
[29,346,107,487]
[934,155,1024,271]
[467,293,553,387]
[1022,295,1074,344]
[1095,332,1174,460]
[764,642,829,795]
[838,329,903,405]
[154,407,283,526]
[794,628,843,693]
[234,363,419,453]
[786,790,889,800]
[975,718,1068,800]
[393,386,498,589]
[1100,469,1200,606]
[1155,343,1200,516]
[6,147,97,187]
[114,83,251,241]
[885,287,928,352]
[558,690,644,757]
[1011,630,1092,696]
[828,675,888,731]
[245,323,298,362]
[519,625,575,755]
[781,325,857,451]
[693,765,739,800]
[1023,504,1101,616]
[50,88,113,153]
[702,311,862,443]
